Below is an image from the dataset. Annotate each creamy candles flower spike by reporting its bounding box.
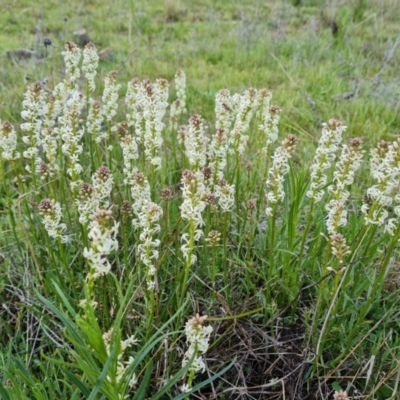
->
[181,314,213,393]
[125,78,143,140]
[62,42,82,86]
[118,121,139,184]
[170,70,186,130]
[0,121,20,161]
[92,166,114,208]
[130,172,152,227]
[259,99,280,152]
[59,89,85,190]
[265,134,298,217]
[306,119,345,203]
[83,209,119,279]
[76,182,99,225]
[82,42,99,92]
[21,81,47,173]
[102,71,121,133]
[184,114,209,171]
[86,99,105,143]
[362,139,400,231]
[136,202,162,290]
[215,178,235,213]
[230,88,260,155]
[102,328,138,390]
[209,128,228,183]
[330,233,351,264]
[180,170,206,265]
[325,138,364,236]
[141,79,169,169]
[38,199,68,243]
[215,89,236,131]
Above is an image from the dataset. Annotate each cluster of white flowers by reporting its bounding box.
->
[142,79,169,169]
[258,97,280,152]
[330,233,351,264]
[181,314,213,393]
[362,139,400,232]
[180,170,206,264]
[125,78,142,135]
[215,178,235,213]
[136,202,162,290]
[130,172,152,227]
[76,182,97,225]
[0,121,20,161]
[102,328,138,390]
[62,42,82,86]
[307,119,345,202]
[265,134,298,217]
[38,199,68,243]
[215,89,236,131]
[208,128,228,183]
[92,166,113,205]
[83,209,119,279]
[75,167,113,225]
[102,71,121,138]
[170,70,186,130]
[125,78,169,169]
[59,89,85,189]
[82,42,99,92]
[184,114,209,171]
[118,121,139,184]
[86,99,105,143]
[21,81,47,173]
[325,138,364,236]
[229,88,260,155]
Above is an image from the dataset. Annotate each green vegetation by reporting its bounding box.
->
[1,0,400,399]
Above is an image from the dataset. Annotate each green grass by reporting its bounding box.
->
[1,0,400,399]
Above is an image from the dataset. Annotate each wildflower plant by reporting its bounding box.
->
[2,39,400,400]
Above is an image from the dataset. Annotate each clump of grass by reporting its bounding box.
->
[1,39,400,399]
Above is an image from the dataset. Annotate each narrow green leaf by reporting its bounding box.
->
[64,371,91,397]
[0,381,11,400]
[132,360,153,400]
[87,345,117,400]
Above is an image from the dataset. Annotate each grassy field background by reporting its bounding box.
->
[2,0,400,399]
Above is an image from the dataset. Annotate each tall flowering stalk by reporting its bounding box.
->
[265,134,298,218]
[0,121,20,163]
[307,119,346,203]
[118,121,139,185]
[62,42,82,87]
[21,81,47,183]
[257,91,279,152]
[362,139,400,231]
[170,70,186,131]
[325,138,364,264]
[101,328,138,393]
[298,119,345,269]
[229,88,260,156]
[181,314,213,395]
[125,78,143,140]
[184,115,208,171]
[38,199,68,243]
[102,71,121,157]
[137,202,162,291]
[142,79,169,172]
[215,177,235,285]
[179,170,206,307]
[60,89,85,192]
[83,209,119,281]
[82,42,99,93]
[264,134,298,292]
